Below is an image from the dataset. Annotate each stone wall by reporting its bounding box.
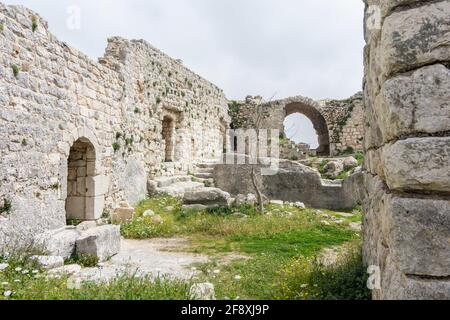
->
[214,156,360,210]
[362,0,450,299]
[229,93,364,157]
[0,3,229,247]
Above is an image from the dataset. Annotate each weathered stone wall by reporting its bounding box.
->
[229,93,364,157]
[0,3,229,247]
[362,0,450,299]
[214,156,360,210]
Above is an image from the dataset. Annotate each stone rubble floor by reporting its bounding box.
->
[72,238,209,283]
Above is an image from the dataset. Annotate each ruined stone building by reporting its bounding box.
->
[229,93,364,157]
[0,4,230,244]
[0,1,449,300]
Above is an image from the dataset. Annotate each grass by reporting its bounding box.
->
[120,196,365,300]
[1,196,366,300]
[275,241,371,300]
[0,261,192,300]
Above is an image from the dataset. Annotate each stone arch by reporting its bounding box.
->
[65,137,103,221]
[284,101,330,156]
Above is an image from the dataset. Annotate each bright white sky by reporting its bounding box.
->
[4,0,365,145]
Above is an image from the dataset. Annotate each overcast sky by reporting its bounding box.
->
[4,0,365,146]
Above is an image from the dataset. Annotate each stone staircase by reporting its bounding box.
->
[153,175,204,197]
[150,160,232,210]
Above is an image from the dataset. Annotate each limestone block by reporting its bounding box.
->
[75,225,121,262]
[31,256,64,270]
[386,196,450,277]
[66,196,85,220]
[380,255,450,300]
[377,2,450,81]
[86,175,110,197]
[184,188,231,207]
[34,227,80,259]
[343,156,358,170]
[85,195,105,221]
[375,64,450,142]
[383,137,450,192]
[112,206,135,223]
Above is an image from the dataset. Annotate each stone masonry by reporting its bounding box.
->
[0,3,229,247]
[229,93,364,157]
[362,0,450,299]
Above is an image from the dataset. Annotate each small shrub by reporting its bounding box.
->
[125,137,134,146]
[0,23,4,31]
[156,97,162,104]
[11,64,19,78]
[112,142,121,153]
[134,107,141,114]
[31,16,38,32]
[342,146,355,155]
[21,139,27,146]
[115,132,122,140]
[0,198,12,215]
[355,152,365,166]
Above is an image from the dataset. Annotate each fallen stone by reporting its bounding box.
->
[76,225,121,262]
[48,264,82,276]
[184,188,231,207]
[189,283,216,300]
[325,161,344,179]
[31,256,64,270]
[270,200,284,206]
[34,227,80,259]
[294,202,306,209]
[143,209,155,217]
[0,263,9,271]
[112,206,135,223]
[151,215,164,225]
[344,157,358,170]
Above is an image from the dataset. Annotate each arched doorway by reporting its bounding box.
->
[284,102,330,156]
[162,116,175,162]
[65,137,99,221]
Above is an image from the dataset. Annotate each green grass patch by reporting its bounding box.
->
[274,241,371,300]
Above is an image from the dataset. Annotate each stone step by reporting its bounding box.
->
[156,181,205,197]
[196,162,217,169]
[195,167,214,174]
[192,177,215,186]
[194,173,214,179]
[154,175,192,188]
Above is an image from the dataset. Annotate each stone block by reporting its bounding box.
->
[85,195,105,220]
[75,225,121,262]
[386,196,450,277]
[112,206,135,223]
[86,175,110,197]
[383,137,450,192]
[31,256,64,270]
[375,64,450,142]
[377,2,450,81]
[34,227,80,259]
